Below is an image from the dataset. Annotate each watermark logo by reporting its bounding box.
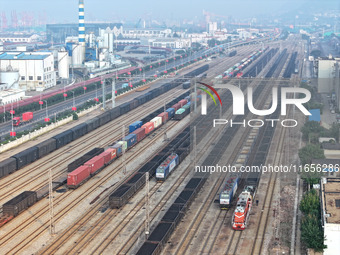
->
[199,83,311,117]
[198,82,222,115]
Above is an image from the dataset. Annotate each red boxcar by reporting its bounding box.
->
[67,165,91,188]
[157,112,169,123]
[178,99,188,107]
[99,148,117,165]
[142,122,154,135]
[171,103,181,111]
[84,155,105,174]
[132,127,146,142]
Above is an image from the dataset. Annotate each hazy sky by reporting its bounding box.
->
[0,0,339,24]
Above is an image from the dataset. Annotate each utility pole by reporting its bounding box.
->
[193,126,197,167]
[163,100,168,141]
[49,168,55,235]
[102,77,106,109]
[145,172,150,239]
[112,79,115,108]
[122,125,126,174]
[193,77,197,112]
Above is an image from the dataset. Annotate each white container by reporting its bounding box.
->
[150,117,162,129]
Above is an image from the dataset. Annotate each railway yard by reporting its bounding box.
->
[0,36,308,255]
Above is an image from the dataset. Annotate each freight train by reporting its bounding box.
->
[109,127,191,209]
[67,95,196,189]
[222,47,268,80]
[232,186,256,230]
[0,87,200,227]
[0,64,209,180]
[219,173,240,209]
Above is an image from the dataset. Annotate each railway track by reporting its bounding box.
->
[37,46,261,254]
[0,88,185,204]
[161,41,298,255]
[0,45,265,254]
[2,119,182,254]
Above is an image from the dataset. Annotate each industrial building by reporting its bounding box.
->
[320,177,340,255]
[0,34,41,43]
[0,51,56,91]
[46,23,123,43]
[122,28,172,38]
[150,38,191,49]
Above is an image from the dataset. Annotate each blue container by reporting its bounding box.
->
[111,143,122,157]
[186,102,191,106]
[129,121,143,133]
[166,108,175,119]
[123,133,137,149]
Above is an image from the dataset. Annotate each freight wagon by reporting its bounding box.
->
[2,191,37,217]
[155,153,179,181]
[0,65,208,180]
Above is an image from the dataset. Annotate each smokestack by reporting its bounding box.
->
[78,0,85,63]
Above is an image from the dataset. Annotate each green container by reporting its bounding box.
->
[175,108,185,114]
[117,141,128,151]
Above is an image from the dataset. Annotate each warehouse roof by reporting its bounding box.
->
[322,143,340,150]
[0,52,50,60]
[308,109,321,122]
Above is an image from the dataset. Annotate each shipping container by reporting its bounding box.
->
[99,148,117,165]
[132,128,146,143]
[178,99,188,107]
[157,112,168,123]
[117,141,128,151]
[84,155,105,174]
[142,122,154,135]
[67,147,104,172]
[166,108,175,119]
[3,191,37,217]
[123,134,137,149]
[150,117,162,129]
[67,165,91,188]
[110,143,123,157]
[129,121,143,133]
[22,112,33,122]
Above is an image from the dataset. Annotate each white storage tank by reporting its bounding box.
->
[58,51,69,79]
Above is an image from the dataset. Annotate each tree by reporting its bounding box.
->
[301,214,327,252]
[298,144,325,165]
[299,189,320,214]
[301,121,324,141]
[72,112,78,120]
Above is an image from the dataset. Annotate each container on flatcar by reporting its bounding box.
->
[84,155,105,174]
[142,122,154,134]
[157,112,169,123]
[129,121,143,133]
[150,117,162,129]
[166,108,175,119]
[110,143,123,157]
[99,148,117,165]
[132,128,146,143]
[117,141,127,151]
[123,133,137,149]
[67,165,91,188]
